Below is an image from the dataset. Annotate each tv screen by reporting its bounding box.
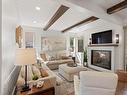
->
[92,30,112,44]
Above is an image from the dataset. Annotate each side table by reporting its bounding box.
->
[17,79,55,95]
[116,70,127,82]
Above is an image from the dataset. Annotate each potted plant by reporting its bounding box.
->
[83,48,88,67]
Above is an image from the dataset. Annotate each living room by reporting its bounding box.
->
[1,0,127,95]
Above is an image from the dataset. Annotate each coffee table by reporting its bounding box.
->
[59,64,87,81]
[17,79,55,95]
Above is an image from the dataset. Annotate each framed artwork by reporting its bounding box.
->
[16,26,23,48]
[41,37,66,51]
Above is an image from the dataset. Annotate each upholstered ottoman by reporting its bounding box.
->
[59,64,87,81]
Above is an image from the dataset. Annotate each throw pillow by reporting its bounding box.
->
[32,65,41,78]
[40,53,47,61]
[39,68,49,77]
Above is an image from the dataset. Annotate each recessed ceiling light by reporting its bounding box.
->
[35,6,40,11]
[33,21,37,23]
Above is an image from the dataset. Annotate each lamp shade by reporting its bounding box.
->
[15,48,36,65]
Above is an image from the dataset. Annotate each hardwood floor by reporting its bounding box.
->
[116,81,127,95]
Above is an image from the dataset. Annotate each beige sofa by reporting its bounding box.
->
[17,63,64,95]
[40,53,74,70]
[46,59,74,70]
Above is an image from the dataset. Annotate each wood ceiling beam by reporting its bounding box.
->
[43,5,69,31]
[62,16,99,33]
[107,1,127,14]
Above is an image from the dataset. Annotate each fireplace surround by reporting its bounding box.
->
[88,47,115,72]
[91,50,111,70]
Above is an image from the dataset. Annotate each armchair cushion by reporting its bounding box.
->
[80,71,118,89]
[74,71,118,95]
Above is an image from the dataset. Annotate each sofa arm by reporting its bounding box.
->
[74,75,80,95]
[17,76,25,87]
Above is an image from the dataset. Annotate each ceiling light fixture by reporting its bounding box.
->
[35,6,40,11]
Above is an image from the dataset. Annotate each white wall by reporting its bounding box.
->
[2,0,20,95]
[80,20,125,71]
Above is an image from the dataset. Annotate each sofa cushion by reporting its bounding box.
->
[61,56,70,60]
[39,68,49,77]
[40,53,47,61]
[32,65,41,78]
[47,59,73,65]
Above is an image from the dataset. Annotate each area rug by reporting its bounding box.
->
[52,70,74,95]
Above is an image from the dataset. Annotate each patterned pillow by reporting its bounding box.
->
[32,65,41,78]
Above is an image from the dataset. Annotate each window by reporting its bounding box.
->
[70,37,74,52]
[78,38,84,52]
[25,32,34,48]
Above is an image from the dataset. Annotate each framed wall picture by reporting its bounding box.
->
[16,26,23,48]
[41,37,66,51]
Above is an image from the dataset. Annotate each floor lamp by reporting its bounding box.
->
[15,48,36,92]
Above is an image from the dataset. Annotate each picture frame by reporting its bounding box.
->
[16,26,23,48]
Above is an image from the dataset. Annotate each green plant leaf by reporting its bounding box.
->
[32,74,38,80]
[84,48,87,62]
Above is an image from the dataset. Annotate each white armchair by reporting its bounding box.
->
[74,71,118,95]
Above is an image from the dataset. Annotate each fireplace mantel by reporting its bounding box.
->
[88,43,118,47]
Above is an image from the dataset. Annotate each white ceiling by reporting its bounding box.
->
[91,0,124,9]
[17,0,127,32]
[90,0,127,22]
[17,0,60,28]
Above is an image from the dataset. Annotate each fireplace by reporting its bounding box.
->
[88,47,115,72]
[91,50,111,70]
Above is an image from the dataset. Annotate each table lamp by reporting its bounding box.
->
[15,48,36,92]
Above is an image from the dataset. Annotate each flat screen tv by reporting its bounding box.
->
[92,30,112,44]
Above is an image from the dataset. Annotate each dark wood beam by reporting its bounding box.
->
[107,1,127,14]
[43,5,69,31]
[62,16,99,33]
